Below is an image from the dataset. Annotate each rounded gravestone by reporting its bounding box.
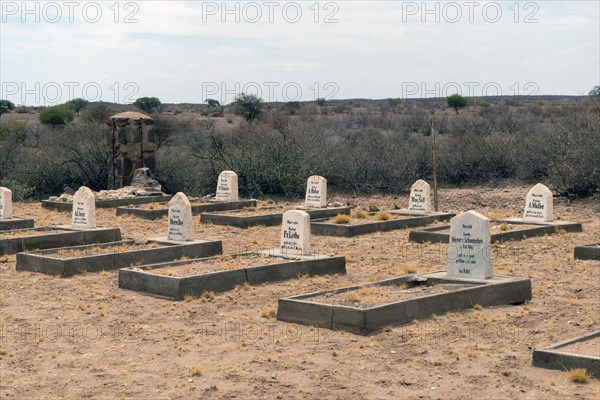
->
[71,186,96,229]
[168,192,193,241]
[281,210,311,256]
[215,170,239,202]
[304,175,327,208]
[408,179,432,214]
[0,187,13,219]
[523,183,553,222]
[447,210,492,279]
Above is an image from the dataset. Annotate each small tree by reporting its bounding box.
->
[68,98,89,116]
[387,98,402,107]
[206,98,220,107]
[133,97,161,113]
[283,101,301,115]
[316,98,326,107]
[446,93,469,114]
[0,100,15,119]
[232,93,264,122]
[38,105,75,126]
[82,104,112,123]
[588,85,600,112]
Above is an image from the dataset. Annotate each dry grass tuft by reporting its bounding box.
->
[260,307,277,318]
[333,214,352,224]
[568,368,591,383]
[402,263,418,274]
[202,291,215,301]
[375,211,391,221]
[352,210,367,219]
[498,222,509,231]
[346,292,361,302]
[472,304,482,311]
[189,365,203,377]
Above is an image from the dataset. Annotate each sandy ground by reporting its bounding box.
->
[1,185,599,400]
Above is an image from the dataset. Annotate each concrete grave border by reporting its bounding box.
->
[277,271,531,335]
[573,243,600,261]
[42,195,174,212]
[1,226,122,255]
[0,217,35,231]
[16,237,222,277]
[311,211,454,237]
[116,199,257,220]
[201,206,351,228]
[409,219,582,244]
[532,331,600,378]
[119,250,346,300]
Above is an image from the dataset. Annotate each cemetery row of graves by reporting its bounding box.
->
[0,171,598,379]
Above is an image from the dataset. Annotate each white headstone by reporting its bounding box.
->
[168,192,193,241]
[523,183,553,222]
[71,186,96,229]
[0,187,13,219]
[447,210,492,279]
[304,175,327,208]
[280,210,311,256]
[408,179,432,213]
[215,170,239,202]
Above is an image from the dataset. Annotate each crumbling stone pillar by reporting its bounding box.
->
[108,112,156,189]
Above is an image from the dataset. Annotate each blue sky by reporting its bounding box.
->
[1,1,598,105]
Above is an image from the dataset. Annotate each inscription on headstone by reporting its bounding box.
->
[408,179,432,213]
[304,175,327,208]
[168,192,193,241]
[215,170,239,202]
[448,210,492,279]
[281,210,311,256]
[71,186,96,229]
[523,183,553,222]
[0,187,12,219]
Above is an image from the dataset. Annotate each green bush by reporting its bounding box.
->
[39,105,75,126]
[0,179,35,201]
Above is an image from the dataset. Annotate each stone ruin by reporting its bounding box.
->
[49,168,166,203]
[108,112,157,189]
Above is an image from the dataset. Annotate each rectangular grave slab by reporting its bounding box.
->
[1,226,122,255]
[311,211,454,237]
[277,271,531,335]
[201,206,351,228]
[16,237,222,277]
[0,217,35,231]
[119,250,346,300]
[496,217,582,232]
[532,331,600,378]
[409,219,583,244]
[41,195,174,212]
[573,243,600,261]
[116,199,257,220]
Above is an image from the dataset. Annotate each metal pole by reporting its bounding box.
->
[111,119,116,189]
[140,119,145,168]
[431,118,439,212]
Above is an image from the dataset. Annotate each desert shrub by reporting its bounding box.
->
[1,96,597,199]
[0,178,35,200]
[81,104,113,124]
[38,105,74,126]
[0,120,109,197]
[333,214,351,224]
